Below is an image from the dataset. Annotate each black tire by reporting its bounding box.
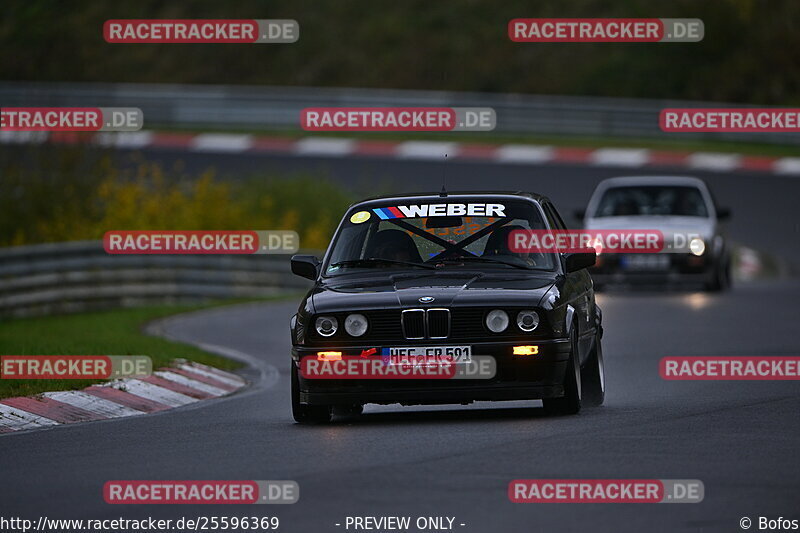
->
[543,327,581,416]
[581,334,605,407]
[705,257,731,292]
[291,363,332,424]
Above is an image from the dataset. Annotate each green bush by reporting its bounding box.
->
[0,144,352,250]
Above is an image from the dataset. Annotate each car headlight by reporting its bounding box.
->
[517,310,540,332]
[486,309,509,333]
[345,313,368,337]
[592,237,604,256]
[690,237,706,256]
[315,316,338,337]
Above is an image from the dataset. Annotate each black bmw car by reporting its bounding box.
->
[289,192,604,423]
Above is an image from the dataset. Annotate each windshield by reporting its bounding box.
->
[325,199,558,275]
[593,186,709,218]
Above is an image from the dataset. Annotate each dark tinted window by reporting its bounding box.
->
[325,199,557,274]
[594,186,709,217]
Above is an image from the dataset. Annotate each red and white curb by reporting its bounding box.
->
[2,130,799,175]
[0,361,245,434]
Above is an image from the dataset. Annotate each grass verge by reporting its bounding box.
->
[0,297,292,399]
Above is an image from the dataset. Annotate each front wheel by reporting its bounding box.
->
[542,328,581,416]
[291,363,332,424]
[705,257,731,292]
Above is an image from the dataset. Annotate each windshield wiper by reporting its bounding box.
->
[329,258,436,270]
[438,256,532,270]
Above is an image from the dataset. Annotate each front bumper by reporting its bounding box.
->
[590,253,717,285]
[292,339,570,406]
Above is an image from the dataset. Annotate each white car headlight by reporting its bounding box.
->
[315,316,338,337]
[345,313,368,337]
[517,310,540,332]
[592,237,604,256]
[690,237,706,256]
[486,309,509,333]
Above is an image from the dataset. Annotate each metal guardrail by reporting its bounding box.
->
[0,241,310,318]
[0,240,791,319]
[2,81,799,145]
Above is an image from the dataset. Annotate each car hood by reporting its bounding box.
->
[311,272,556,313]
[585,216,716,239]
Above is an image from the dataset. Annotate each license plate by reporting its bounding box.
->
[620,254,669,271]
[385,346,472,365]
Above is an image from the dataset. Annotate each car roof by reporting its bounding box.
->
[349,191,549,209]
[596,176,709,188]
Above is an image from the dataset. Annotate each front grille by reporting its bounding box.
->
[401,308,450,339]
[401,309,426,339]
[367,310,403,338]
[449,308,486,338]
[427,309,450,339]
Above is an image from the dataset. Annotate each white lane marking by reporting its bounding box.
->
[294,137,356,156]
[94,131,154,149]
[178,363,244,387]
[43,391,144,418]
[191,133,254,152]
[687,152,742,171]
[590,148,650,167]
[187,361,246,384]
[0,403,59,430]
[396,141,458,159]
[154,371,228,396]
[110,380,198,407]
[495,144,554,164]
[773,157,800,175]
[0,131,49,144]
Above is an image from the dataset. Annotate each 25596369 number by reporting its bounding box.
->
[196,516,279,530]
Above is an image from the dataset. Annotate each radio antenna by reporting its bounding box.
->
[440,153,448,197]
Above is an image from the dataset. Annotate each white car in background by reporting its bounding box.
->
[578,176,731,291]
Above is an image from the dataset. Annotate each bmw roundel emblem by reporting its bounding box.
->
[419,296,435,304]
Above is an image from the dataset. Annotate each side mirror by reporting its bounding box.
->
[291,255,320,280]
[564,251,596,273]
[573,208,586,221]
[717,207,731,221]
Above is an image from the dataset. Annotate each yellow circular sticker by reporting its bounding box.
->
[350,210,371,224]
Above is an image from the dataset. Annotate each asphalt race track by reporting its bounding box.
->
[2,151,800,532]
[2,283,800,532]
